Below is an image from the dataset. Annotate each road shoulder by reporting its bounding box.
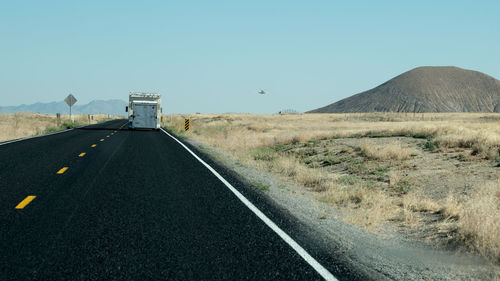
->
[176,135,498,281]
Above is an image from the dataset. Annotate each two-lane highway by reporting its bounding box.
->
[0,120,371,280]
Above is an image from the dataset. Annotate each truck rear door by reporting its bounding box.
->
[133,103,157,129]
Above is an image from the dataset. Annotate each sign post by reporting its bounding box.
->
[64,94,77,123]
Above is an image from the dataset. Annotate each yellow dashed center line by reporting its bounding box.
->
[57,167,68,174]
[14,122,131,211]
[15,196,36,209]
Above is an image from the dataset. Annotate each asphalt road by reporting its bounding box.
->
[0,119,372,281]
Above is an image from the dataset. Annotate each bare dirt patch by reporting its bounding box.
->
[283,136,499,254]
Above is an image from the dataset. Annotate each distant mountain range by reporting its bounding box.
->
[309,66,500,113]
[0,99,128,116]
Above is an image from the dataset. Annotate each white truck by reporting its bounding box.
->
[126,93,162,130]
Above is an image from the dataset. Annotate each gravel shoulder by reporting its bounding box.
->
[185,137,499,281]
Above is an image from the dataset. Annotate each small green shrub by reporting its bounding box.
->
[252,147,276,161]
[307,139,321,145]
[347,158,367,173]
[366,132,398,138]
[350,131,431,139]
[44,127,60,134]
[321,156,342,166]
[271,144,291,153]
[44,121,83,134]
[253,180,270,191]
[393,180,412,194]
[370,166,390,181]
[406,132,431,139]
[371,166,389,174]
[61,121,81,129]
[422,136,437,151]
[337,174,361,185]
[303,149,318,157]
[300,158,313,165]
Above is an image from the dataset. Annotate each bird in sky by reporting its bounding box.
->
[258,90,266,95]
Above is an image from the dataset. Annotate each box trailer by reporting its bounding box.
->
[126,93,162,130]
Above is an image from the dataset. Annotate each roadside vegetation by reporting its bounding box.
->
[0,113,117,142]
[163,112,500,264]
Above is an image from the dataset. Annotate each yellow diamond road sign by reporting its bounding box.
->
[64,94,77,107]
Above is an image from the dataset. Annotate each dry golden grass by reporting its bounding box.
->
[453,181,500,262]
[361,141,414,160]
[322,183,399,230]
[402,191,442,213]
[0,113,118,142]
[162,112,500,262]
[163,112,500,155]
[403,182,500,263]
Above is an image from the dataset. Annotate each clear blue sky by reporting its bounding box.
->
[1,1,499,113]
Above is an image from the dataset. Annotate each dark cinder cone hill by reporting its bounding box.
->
[309,66,500,113]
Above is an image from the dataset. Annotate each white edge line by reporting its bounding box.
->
[0,128,75,146]
[0,120,127,147]
[161,128,338,281]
